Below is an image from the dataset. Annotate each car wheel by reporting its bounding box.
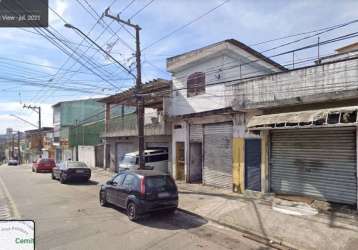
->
[99,191,107,207]
[60,174,66,184]
[127,202,138,221]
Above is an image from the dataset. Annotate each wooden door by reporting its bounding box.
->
[176,142,185,180]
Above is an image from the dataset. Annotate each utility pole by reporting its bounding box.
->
[23,105,41,129]
[75,120,79,161]
[23,104,42,156]
[11,133,14,159]
[104,8,145,169]
[17,131,21,164]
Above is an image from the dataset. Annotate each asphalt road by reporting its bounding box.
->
[0,165,270,250]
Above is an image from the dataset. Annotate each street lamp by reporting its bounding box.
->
[64,22,146,170]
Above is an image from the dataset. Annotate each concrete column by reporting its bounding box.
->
[261,130,270,193]
[232,113,245,193]
[104,139,110,170]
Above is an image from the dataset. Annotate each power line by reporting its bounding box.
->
[128,0,154,19]
[142,0,230,51]
[259,19,358,54]
[250,20,358,47]
[33,6,104,103]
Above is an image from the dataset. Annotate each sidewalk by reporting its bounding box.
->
[90,168,358,250]
[177,182,358,250]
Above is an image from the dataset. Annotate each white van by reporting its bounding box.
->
[119,149,169,173]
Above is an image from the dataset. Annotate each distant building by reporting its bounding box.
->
[24,127,53,163]
[52,99,106,162]
[318,41,358,64]
[52,98,132,163]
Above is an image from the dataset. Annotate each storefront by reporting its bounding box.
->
[248,106,358,206]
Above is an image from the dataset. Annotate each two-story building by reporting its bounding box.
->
[52,99,107,162]
[24,127,53,163]
[99,79,171,172]
[167,39,285,190]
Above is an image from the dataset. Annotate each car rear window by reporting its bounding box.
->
[40,159,54,164]
[145,176,176,192]
[67,162,88,168]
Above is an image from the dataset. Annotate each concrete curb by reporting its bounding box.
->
[177,207,299,250]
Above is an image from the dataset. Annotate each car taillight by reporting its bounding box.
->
[140,177,145,195]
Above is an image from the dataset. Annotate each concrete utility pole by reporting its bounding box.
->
[104,8,145,169]
[75,120,79,161]
[11,133,14,159]
[23,104,42,155]
[17,131,21,164]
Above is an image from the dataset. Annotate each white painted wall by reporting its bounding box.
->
[167,48,280,117]
[78,145,95,168]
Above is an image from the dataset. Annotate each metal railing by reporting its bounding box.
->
[104,113,170,137]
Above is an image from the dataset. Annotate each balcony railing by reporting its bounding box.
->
[103,113,171,137]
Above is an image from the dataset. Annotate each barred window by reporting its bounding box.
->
[187,72,205,97]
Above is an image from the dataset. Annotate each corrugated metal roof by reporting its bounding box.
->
[248,106,358,128]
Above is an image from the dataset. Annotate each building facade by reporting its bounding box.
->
[166,39,358,208]
[167,39,285,189]
[52,99,106,162]
[99,79,171,173]
[24,127,53,163]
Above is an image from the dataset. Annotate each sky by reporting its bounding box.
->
[0,0,357,133]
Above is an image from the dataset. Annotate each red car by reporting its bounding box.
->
[32,158,56,173]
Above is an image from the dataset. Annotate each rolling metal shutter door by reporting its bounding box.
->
[270,127,357,204]
[190,124,203,142]
[204,122,233,189]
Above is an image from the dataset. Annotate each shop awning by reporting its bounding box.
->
[248,106,358,129]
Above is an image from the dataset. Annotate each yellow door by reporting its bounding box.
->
[176,142,185,180]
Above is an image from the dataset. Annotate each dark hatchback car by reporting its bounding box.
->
[100,170,178,221]
[52,161,91,184]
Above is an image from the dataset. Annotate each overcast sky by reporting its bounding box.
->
[0,0,357,133]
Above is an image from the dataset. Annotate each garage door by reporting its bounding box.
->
[270,127,357,205]
[203,122,233,189]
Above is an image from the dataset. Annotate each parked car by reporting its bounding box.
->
[52,161,91,184]
[32,158,56,173]
[8,159,18,166]
[119,149,169,173]
[99,170,178,221]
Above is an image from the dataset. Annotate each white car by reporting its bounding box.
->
[119,149,169,173]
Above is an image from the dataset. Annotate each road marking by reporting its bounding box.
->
[0,174,21,219]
